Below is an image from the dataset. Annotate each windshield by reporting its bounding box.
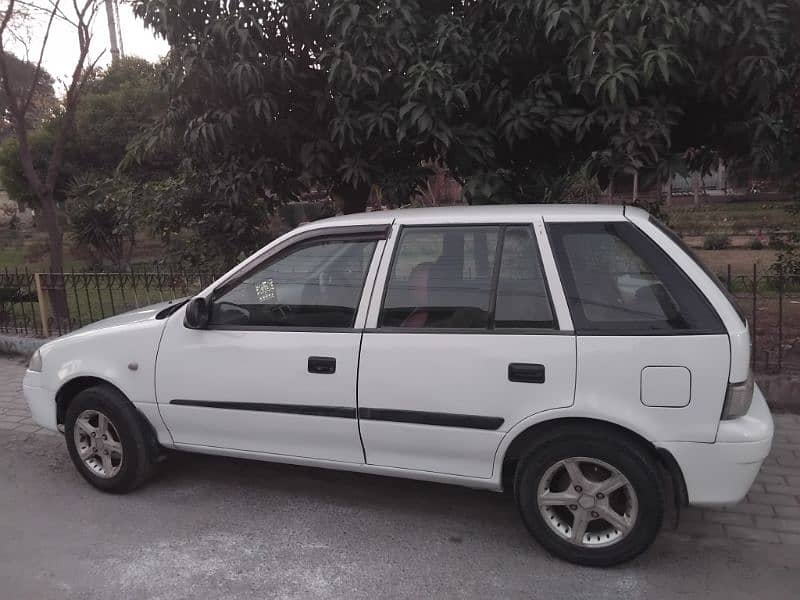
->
[648,215,746,325]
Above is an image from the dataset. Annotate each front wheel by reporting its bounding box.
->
[515,432,664,566]
[64,385,155,493]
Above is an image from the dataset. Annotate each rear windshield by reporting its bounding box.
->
[648,215,746,325]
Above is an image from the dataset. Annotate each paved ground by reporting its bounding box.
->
[2,356,800,599]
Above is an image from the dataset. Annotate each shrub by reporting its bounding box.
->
[702,233,730,250]
[748,237,764,250]
[770,248,800,277]
[65,175,138,269]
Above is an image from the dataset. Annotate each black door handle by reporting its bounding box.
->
[308,356,336,374]
[508,363,545,384]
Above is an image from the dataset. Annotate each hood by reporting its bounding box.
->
[71,298,189,335]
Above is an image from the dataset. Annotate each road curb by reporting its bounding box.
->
[0,334,51,358]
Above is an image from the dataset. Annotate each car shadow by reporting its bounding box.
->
[155,448,524,534]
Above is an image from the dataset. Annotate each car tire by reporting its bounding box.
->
[514,428,664,567]
[64,384,156,493]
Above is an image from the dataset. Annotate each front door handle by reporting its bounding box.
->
[508,363,545,384]
[308,356,336,374]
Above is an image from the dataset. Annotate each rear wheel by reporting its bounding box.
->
[64,385,155,493]
[515,431,663,566]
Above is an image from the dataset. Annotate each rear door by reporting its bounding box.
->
[546,220,730,442]
[357,220,576,479]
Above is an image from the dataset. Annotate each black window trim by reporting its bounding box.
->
[376,223,560,333]
[545,220,726,336]
[203,223,390,332]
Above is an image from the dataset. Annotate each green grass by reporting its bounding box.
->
[0,233,90,272]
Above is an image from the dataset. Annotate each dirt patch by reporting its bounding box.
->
[695,249,780,275]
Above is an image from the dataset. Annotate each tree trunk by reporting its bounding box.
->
[37,191,70,324]
[693,172,701,207]
[666,168,672,207]
[104,0,120,64]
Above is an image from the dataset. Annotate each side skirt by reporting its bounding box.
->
[170,441,504,492]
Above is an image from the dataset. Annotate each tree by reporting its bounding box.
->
[0,0,102,320]
[131,0,796,263]
[0,55,165,255]
[126,1,333,266]
[321,0,797,202]
[0,57,165,199]
[74,57,164,170]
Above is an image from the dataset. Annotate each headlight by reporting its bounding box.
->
[28,349,42,372]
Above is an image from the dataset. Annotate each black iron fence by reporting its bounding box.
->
[0,268,217,338]
[1,264,798,373]
[722,266,800,374]
[0,268,38,336]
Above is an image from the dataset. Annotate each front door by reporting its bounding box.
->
[357,223,576,478]
[156,228,386,462]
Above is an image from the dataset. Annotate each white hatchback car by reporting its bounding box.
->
[24,205,773,566]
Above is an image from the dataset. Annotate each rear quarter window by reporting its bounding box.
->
[548,222,725,335]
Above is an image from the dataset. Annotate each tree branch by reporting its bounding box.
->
[21,0,59,115]
[44,0,99,192]
[13,0,77,27]
[0,0,16,37]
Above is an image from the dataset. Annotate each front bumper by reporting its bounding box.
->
[22,370,58,431]
[658,384,774,507]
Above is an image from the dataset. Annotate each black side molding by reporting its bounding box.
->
[168,400,504,430]
[169,400,356,419]
[508,363,546,384]
[358,407,503,431]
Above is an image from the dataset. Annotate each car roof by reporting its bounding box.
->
[305,204,630,230]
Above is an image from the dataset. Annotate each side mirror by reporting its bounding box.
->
[184,296,210,329]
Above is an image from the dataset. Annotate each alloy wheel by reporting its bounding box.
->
[536,456,638,548]
[72,409,124,479]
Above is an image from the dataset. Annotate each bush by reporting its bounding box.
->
[748,237,764,250]
[770,248,800,277]
[702,233,730,250]
[65,175,138,269]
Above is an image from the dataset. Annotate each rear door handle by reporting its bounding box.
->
[508,363,545,384]
[308,356,336,374]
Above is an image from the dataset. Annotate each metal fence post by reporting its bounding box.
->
[34,273,50,338]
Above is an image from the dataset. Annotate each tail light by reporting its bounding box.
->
[721,370,754,420]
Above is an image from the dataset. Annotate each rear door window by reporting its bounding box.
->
[380,226,498,328]
[548,222,724,334]
[379,225,556,330]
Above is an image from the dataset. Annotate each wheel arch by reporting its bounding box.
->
[55,376,161,457]
[56,376,110,426]
[498,416,687,507]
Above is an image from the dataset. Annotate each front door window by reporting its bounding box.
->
[210,239,377,328]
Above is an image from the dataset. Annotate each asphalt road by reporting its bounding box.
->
[1,428,799,600]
